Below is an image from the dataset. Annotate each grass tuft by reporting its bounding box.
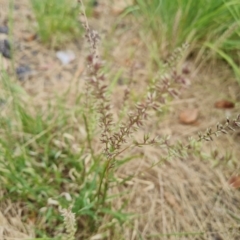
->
[131,0,240,77]
[30,0,82,47]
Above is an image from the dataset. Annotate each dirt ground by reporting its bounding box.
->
[1,0,240,239]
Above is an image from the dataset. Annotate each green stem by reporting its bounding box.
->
[96,157,112,205]
[83,114,95,157]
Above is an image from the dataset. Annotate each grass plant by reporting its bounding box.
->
[0,3,195,238]
[0,1,240,239]
[131,0,240,78]
[30,0,82,47]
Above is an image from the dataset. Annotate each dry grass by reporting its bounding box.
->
[0,198,34,239]
[116,155,240,239]
[112,65,240,239]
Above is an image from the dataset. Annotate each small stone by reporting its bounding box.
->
[0,26,8,34]
[24,33,37,42]
[214,99,235,109]
[179,108,199,124]
[229,176,240,189]
[16,65,33,81]
[3,39,10,49]
[56,50,75,65]
[0,39,11,59]
[92,0,98,7]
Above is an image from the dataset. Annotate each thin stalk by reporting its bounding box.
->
[83,113,95,157]
[96,157,112,205]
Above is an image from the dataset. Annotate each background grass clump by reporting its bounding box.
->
[132,0,240,78]
[30,0,82,47]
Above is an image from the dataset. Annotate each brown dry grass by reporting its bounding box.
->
[117,155,240,239]
[1,0,240,239]
[112,64,240,239]
[0,198,35,239]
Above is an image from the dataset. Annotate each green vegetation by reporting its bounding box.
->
[131,0,240,78]
[0,70,132,238]
[30,0,82,47]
